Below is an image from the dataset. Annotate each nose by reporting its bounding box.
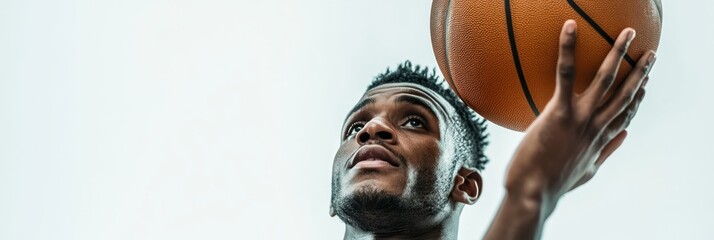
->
[356,118,397,145]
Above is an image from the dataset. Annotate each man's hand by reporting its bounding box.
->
[506,19,656,212]
[485,20,656,240]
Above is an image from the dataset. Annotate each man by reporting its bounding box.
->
[330,21,657,239]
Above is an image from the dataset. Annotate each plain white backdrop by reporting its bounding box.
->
[1,0,713,239]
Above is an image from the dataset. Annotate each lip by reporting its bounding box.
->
[348,145,400,169]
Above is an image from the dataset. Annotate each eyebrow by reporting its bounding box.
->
[394,95,438,118]
[343,94,438,123]
[345,98,375,122]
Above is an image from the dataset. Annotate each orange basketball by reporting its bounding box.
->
[431,0,662,131]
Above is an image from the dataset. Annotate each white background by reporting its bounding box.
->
[1,0,712,239]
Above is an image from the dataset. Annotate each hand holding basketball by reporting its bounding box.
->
[431,0,662,131]
[504,20,656,214]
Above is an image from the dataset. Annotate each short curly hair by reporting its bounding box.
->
[366,61,489,171]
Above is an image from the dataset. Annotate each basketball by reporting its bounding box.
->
[431,0,662,131]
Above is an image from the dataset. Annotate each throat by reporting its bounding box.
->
[342,212,461,240]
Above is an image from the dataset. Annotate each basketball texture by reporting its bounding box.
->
[431,0,662,131]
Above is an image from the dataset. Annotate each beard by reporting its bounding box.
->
[330,167,453,233]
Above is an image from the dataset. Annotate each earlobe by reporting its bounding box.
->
[451,167,483,205]
[329,206,336,217]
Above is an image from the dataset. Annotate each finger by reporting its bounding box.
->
[597,81,647,134]
[554,20,578,104]
[591,51,656,129]
[581,28,636,112]
[605,87,646,134]
[595,130,628,167]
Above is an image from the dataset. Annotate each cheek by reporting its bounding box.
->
[403,137,442,171]
[399,137,445,196]
[418,141,441,169]
[333,141,357,172]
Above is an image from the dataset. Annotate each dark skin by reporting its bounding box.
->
[335,85,444,198]
[484,20,656,240]
[332,20,657,240]
[332,82,480,239]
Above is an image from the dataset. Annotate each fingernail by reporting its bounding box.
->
[648,52,657,65]
[642,76,650,87]
[644,52,657,75]
[566,21,576,34]
[627,29,636,43]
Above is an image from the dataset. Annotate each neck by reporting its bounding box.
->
[342,211,461,240]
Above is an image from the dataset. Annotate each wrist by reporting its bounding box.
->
[505,173,548,201]
[486,192,546,240]
[503,191,544,218]
[504,178,559,220]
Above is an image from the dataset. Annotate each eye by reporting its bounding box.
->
[402,116,425,128]
[346,121,365,137]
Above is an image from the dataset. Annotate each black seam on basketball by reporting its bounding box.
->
[568,0,636,66]
[443,0,458,96]
[505,0,540,116]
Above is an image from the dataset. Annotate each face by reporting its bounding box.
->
[330,83,461,231]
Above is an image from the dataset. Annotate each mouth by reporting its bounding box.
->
[348,145,400,169]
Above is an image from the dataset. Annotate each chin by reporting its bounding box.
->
[333,179,445,234]
[348,179,402,196]
[344,172,407,197]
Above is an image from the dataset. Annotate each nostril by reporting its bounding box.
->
[358,132,371,143]
[376,131,392,140]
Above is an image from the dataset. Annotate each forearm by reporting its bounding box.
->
[483,193,547,240]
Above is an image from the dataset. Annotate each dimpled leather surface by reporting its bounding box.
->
[431,0,661,131]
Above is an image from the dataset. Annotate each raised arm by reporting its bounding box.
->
[484,20,657,240]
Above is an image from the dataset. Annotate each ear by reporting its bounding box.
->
[450,166,483,205]
[329,206,336,217]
